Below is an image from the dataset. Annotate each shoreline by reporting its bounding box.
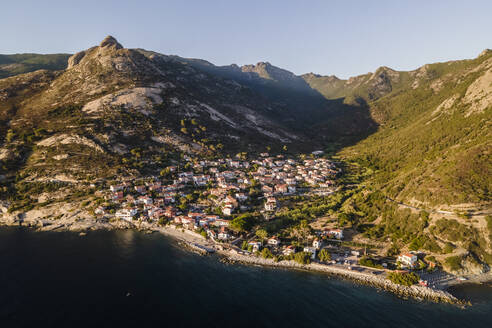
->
[151,225,464,305]
[0,217,477,305]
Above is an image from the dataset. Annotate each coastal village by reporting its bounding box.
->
[93,151,453,293]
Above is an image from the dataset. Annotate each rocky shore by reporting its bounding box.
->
[221,252,463,305]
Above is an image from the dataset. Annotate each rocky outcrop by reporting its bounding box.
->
[99,35,123,49]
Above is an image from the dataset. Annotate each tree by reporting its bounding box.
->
[261,248,273,259]
[387,272,420,286]
[294,252,311,265]
[230,214,256,232]
[318,249,331,262]
[256,229,268,240]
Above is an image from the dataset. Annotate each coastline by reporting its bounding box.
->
[151,225,463,305]
[0,215,475,305]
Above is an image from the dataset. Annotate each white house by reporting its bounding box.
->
[265,197,277,211]
[218,227,231,240]
[303,246,317,260]
[312,238,323,249]
[283,245,296,256]
[267,236,281,247]
[115,208,138,221]
[327,229,344,240]
[397,253,418,268]
[248,241,262,252]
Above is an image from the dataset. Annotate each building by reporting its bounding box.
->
[283,245,296,256]
[218,227,231,240]
[265,197,277,211]
[303,246,317,260]
[398,253,418,268]
[267,236,281,247]
[222,203,234,216]
[248,241,262,252]
[312,238,323,249]
[115,208,138,221]
[110,185,124,192]
[327,228,344,240]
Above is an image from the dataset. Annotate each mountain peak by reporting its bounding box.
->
[99,35,123,49]
[478,49,492,58]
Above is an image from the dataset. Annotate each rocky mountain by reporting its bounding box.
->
[0,36,372,189]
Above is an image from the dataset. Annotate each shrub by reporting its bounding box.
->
[318,248,331,262]
[388,272,420,286]
[445,255,462,271]
[294,252,311,265]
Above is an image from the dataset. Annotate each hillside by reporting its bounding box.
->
[0,53,70,79]
[0,37,490,275]
[0,36,372,192]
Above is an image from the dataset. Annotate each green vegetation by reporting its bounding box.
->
[445,256,463,271]
[388,272,420,286]
[230,213,257,232]
[359,256,383,269]
[293,252,311,265]
[0,53,70,78]
[318,248,331,262]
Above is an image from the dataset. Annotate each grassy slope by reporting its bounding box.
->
[0,53,70,78]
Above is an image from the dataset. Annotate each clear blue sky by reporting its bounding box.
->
[2,0,491,78]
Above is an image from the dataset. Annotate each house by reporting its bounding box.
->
[397,253,418,268]
[112,191,124,201]
[275,184,288,194]
[235,193,248,202]
[164,207,177,218]
[313,238,323,249]
[222,203,234,216]
[115,208,138,221]
[94,206,107,215]
[303,246,317,260]
[248,241,262,252]
[135,185,146,193]
[207,229,217,239]
[188,212,204,220]
[138,196,153,205]
[224,195,238,208]
[214,219,230,227]
[218,227,231,240]
[327,228,344,240]
[283,245,296,256]
[267,236,281,247]
[265,197,277,211]
[110,184,124,192]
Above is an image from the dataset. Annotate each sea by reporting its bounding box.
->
[0,227,491,328]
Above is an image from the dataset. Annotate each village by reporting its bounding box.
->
[93,151,449,290]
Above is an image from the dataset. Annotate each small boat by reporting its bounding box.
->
[457,277,468,281]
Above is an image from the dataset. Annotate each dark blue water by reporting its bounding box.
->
[1,228,491,328]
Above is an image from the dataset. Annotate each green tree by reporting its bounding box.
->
[387,272,420,286]
[261,248,273,259]
[230,214,256,232]
[318,248,331,262]
[256,229,268,240]
[294,252,311,265]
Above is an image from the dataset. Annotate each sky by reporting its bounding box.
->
[2,0,491,78]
